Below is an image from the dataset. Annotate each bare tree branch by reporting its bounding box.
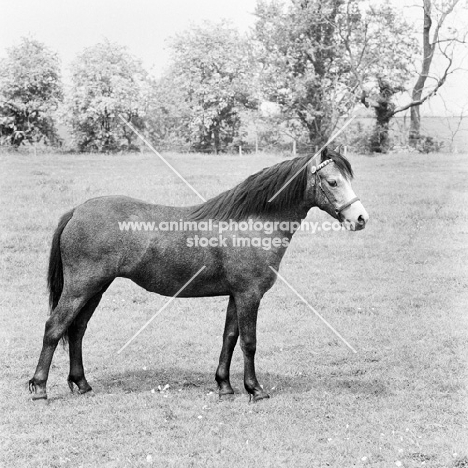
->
[394,42,454,114]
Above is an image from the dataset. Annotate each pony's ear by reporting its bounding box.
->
[321,147,328,161]
[334,145,346,155]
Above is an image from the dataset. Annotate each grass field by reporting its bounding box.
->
[1,151,467,468]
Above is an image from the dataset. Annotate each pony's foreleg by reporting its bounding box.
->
[235,291,270,402]
[29,293,88,400]
[67,290,106,395]
[215,296,239,399]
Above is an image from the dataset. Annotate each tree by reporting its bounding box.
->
[407,0,464,145]
[254,0,351,148]
[254,0,417,151]
[0,37,63,147]
[360,0,466,149]
[340,3,418,152]
[67,40,148,152]
[168,21,256,153]
[363,78,406,152]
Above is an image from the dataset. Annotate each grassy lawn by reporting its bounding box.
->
[0,150,467,468]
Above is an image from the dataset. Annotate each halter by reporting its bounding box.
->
[310,158,360,217]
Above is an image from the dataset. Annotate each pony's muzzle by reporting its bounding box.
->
[341,202,369,231]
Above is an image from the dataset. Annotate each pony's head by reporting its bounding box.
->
[307,147,369,231]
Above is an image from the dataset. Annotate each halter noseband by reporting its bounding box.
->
[311,158,360,216]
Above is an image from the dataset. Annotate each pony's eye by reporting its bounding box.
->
[328,180,337,187]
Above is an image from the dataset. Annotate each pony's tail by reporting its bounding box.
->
[48,209,75,315]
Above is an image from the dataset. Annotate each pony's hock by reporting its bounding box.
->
[29,147,368,402]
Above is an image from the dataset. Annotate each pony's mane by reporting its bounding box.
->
[190,148,353,221]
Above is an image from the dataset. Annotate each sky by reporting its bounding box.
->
[0,0,258,77]
[0,0,467,116]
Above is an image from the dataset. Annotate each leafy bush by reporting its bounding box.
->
[347,122,374,154]
[416,135,444,153]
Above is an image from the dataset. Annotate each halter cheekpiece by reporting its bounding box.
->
[311,158,360,216]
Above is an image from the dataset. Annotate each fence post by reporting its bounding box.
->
[255,133,258,154]
[292,140,296,155]
[239,145,242,156]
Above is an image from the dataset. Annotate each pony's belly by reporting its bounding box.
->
[126,262,230,298]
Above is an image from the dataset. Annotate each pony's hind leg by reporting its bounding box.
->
[29,292,90,400]
[67,285,109,395]
[215,296,239,399]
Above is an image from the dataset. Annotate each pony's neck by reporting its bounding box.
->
[262,201,314,239]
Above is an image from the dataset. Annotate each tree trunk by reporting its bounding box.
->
[370,120,391,153]
[307,115,324,148]
[409,0,434,146]
[213,126,219,154]
[409,105,421,146]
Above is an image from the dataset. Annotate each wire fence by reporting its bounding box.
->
[145,115,468,155]
[2,115,466,155]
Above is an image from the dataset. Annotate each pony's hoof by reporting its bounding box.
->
[67,379,75,393]
[28,379,36,393]
[68,378,92,395]
[31,393,48,403]
[29,379,47,402]
[251,392,270,403]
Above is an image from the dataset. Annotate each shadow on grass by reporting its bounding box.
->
[95,367,389,398]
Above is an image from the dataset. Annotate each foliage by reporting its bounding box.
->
[347,120,373,154]
[254,0,349,147]
[168,21,257,153]
[66,40,148,152]
[253,0,417,150]
[0,37,63,147]
[343,2,418,94]
[366,78,406,153]
[416,135,445,153]
[143,72,192,151]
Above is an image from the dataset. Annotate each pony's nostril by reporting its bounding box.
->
[357,215,366,225]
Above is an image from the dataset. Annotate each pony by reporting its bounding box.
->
[29,147,368,402]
